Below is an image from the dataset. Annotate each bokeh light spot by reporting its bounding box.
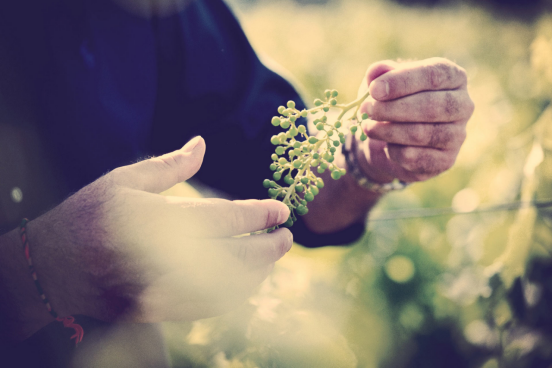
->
[384,255,415,283]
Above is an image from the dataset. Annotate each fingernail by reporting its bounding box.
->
[182,136,202,153]
[362,101,374,119]
[371,79,389,99]
[277,208,288,224]
[287,231,293,251]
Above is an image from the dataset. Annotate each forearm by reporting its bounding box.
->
[0,227,53,341]
[302,151,382,234]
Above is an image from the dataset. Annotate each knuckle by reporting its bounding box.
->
[444,92,460,119]
[407,125,426,145]
[422,94,439,121]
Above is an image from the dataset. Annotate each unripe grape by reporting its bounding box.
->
[314,99,323,106]
[313,153,319,159]
[278,106,285,114]
[334,121,342,128]
[268,188,277,197]
[281,120,291,129]
[317,167,325,174]
[362,113,369,120]
[350,125,358,133]
[340,136,346,144]
[271,117,281,126]
[276,146,285,155]
[331,90,338,97]
[330,147,336,153]
[298,125,306,134]
[327,130,334,137]
[316,123,324,131]
[277,132,286,140]
[301,110,308,117]
[320,162,328,170]
[293,148,301,156]
[284,175,294,185]
[278,157,287,165]
[323,152,332,160]
[360,133,367,141]
[340,168,347,175]
[263,179,272,188]
[273,172,282,181]
[338,132,344,138]
[301,177,309,184]
[323,107,330,112]
[283,217,295,227]
[325,89,331,98]
[296,205,309,215]
[333,140,340,147]
[293,160,302,169]
[296,184,304,192]
[330,98,337,106]
[310,186,319,196]
[270,163,277,171]
[331,171,341,180]
[305,192,314,202]
[316,178,324,188]
[287,100,296,109]
[308,137,318,144]
[271,136,279,145]
[322,116,327,122]
[293,141,301,149]
[327,155,335,163]
[290,116,297,123]
[311,159,320,167]
[271,153,278,160]
[289,127,298,137]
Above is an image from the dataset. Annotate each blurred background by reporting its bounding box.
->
[162,0,552,366]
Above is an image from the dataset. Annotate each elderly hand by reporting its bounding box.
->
[356,58,474,184]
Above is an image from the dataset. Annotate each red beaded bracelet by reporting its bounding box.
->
[19,218,84,345]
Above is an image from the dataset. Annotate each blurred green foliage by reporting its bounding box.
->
[163,1,552,366]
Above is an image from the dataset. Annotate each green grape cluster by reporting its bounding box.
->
[264,88,371,228]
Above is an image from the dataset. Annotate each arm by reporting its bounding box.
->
[0,137,292,341]
[303,58,474,233]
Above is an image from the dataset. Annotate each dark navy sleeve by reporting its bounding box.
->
[0,0,365,246]
[146,0,365,247]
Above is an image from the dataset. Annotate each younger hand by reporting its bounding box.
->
[26,137,292,327]
[357,58,474,184]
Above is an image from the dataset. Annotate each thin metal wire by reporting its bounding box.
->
[368,199,552,221]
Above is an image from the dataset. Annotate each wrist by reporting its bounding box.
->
[0,227,54,341]
[344,133,410,193]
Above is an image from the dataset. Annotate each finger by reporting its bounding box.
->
[365,121,467,150]
[365,60,399,86]
[362,90,474,123]
[111,136,206,193]
[223,228,293,268]
[387,144,458,178]
[369,58,468,101]
[163,198,291,237]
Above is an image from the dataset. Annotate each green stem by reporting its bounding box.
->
[336,90,370,121]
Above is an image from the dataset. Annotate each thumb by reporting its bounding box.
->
[112,136,206,193]
[364,60,398,100]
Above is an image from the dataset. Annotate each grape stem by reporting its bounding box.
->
[335,90,370,121]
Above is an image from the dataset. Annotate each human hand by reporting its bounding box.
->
[25,137,292,328]
[356,58,474,184]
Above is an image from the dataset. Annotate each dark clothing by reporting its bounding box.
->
[0,0,364,366]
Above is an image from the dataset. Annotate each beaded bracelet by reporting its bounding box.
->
[20,218,84,345]
[342,133,410,194]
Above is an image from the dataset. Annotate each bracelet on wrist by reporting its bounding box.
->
[19,218,84,345]
[342,133,410,194]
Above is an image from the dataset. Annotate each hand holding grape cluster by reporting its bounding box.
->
[263,89,371,228]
